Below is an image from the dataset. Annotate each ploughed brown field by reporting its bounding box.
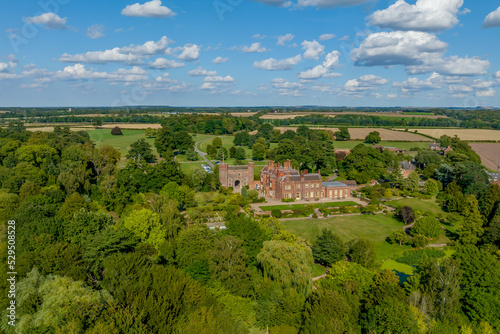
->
[260,112,446,119]
[403,128,500,141]
[469,143,500,171]
[274,127,430,141]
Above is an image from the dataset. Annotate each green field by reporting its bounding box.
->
[87,129,159,168]
[260,201,359,211]
[282,214,411,263]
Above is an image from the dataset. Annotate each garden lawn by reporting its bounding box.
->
[260,201,359,211]
[387,197,447,218]
[282,214,411,263]
[179,162,206,175]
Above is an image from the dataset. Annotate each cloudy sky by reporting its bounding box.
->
[1,0,500,107]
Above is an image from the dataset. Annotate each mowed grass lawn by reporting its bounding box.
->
[387,197,447,217]
[260,201,359,211]
[282,214,411,263]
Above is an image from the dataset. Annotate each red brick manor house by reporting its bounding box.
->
[219,160,353,201]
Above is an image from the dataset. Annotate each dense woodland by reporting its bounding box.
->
[0,119,499,333]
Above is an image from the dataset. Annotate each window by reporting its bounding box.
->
[285,185,291,190]
[238,173,241,176]
[316,183,320,188]
[296,192,300,199]
[296,184,300,189]
[305,184,309,189]
[315,192,319,197]
[305,192,308,198]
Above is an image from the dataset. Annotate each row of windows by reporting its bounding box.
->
[284,183,320,190]
[282,190,347,199]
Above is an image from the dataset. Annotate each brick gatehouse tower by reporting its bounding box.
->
[219,162,255,190]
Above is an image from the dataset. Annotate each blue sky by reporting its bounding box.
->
[1,0,500,107]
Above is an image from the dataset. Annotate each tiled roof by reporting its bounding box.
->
[304,174,321,181]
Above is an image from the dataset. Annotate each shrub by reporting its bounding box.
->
[411,235,430,248]
[271,209,282,218]
[412,216,442,238]
[282,198,295,203]
[111,126,123,135]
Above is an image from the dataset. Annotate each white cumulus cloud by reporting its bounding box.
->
[302,40,325,60]
[188,68,217,76]
[204,75,235,82]
[149,58,184,69]
[177,44,200,61]
[319,34,336,41]
[122,0,176,18]
[253,55,302,71]
[393,72,442,94]
[369,0,465,32]
[483,6,500,28]
[213,56,228,64]
[299,50,341,79]
[277,33,295,46]
[242,42,267,53]
[343,74,389,95]
[408,56,490,76]
[26,13,72,30]
[351,31,448,67]
[59,36,173,64]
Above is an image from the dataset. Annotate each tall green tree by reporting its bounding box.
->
[122,208,164,249]
[208,236,252,296]
[312,229,345,267]
[257,240,313,295]
[348,238,376,268]
[7,268,113,333]
[252,143,267,161]
[364,131,381,144]
[459,195,484,245]
[126,138,156,163]
[420,258,462,321]
[334,127,350,141]
[300,287,356,334]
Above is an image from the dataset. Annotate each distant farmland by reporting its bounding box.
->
[275,127,430,141]
[260,112,446,120]
[403,128,500,141]
[469,143,500,171]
